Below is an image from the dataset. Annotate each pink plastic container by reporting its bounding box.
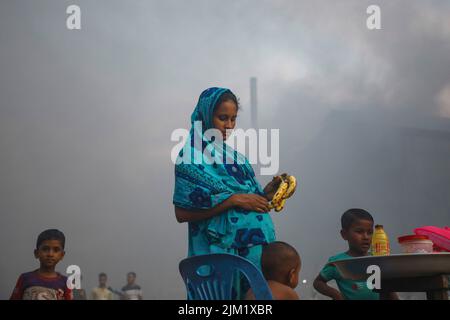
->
[414,226,450,252]
[398,235,434,253]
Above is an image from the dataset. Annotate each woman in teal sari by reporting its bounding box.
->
[173,87,280,299]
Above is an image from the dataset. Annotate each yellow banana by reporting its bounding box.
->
[283,175,297,199]
[272,180,288,205]
[275,199,286,212]
[267,174,298,212]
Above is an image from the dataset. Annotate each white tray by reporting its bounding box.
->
[331,253,450,280]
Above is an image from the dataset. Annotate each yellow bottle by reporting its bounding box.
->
[371,224,390,256]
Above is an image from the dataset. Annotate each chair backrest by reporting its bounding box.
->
[179,253,273,300]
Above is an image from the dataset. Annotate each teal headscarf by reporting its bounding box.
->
[191,87,229,130]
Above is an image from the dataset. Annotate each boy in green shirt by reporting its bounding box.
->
[313,208,397,300]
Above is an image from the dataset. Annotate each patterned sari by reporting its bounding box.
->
[173,87,276,299]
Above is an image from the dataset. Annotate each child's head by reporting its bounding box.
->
[340,208,374,256]
[127,272,136,285]
[98,273,108,286]
[261,241,301,289]
[34,229,66,270]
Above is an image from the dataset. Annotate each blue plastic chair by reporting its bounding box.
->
[179,253,273,300]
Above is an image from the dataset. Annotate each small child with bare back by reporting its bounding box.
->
[246,241,301,300]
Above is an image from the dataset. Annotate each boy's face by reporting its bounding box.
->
[34,239,65,269]
[127,274,135,284]
[99,275,107,286]
[341,219,374,256]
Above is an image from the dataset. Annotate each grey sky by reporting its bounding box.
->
[1,0,449,299]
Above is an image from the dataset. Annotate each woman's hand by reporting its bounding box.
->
[174,192,270,223]
[263,175,284,201]
[230,194,270,213]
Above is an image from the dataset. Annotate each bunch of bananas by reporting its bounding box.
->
[268,174,297,212]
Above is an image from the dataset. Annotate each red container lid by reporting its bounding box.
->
[398,235,429,243]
